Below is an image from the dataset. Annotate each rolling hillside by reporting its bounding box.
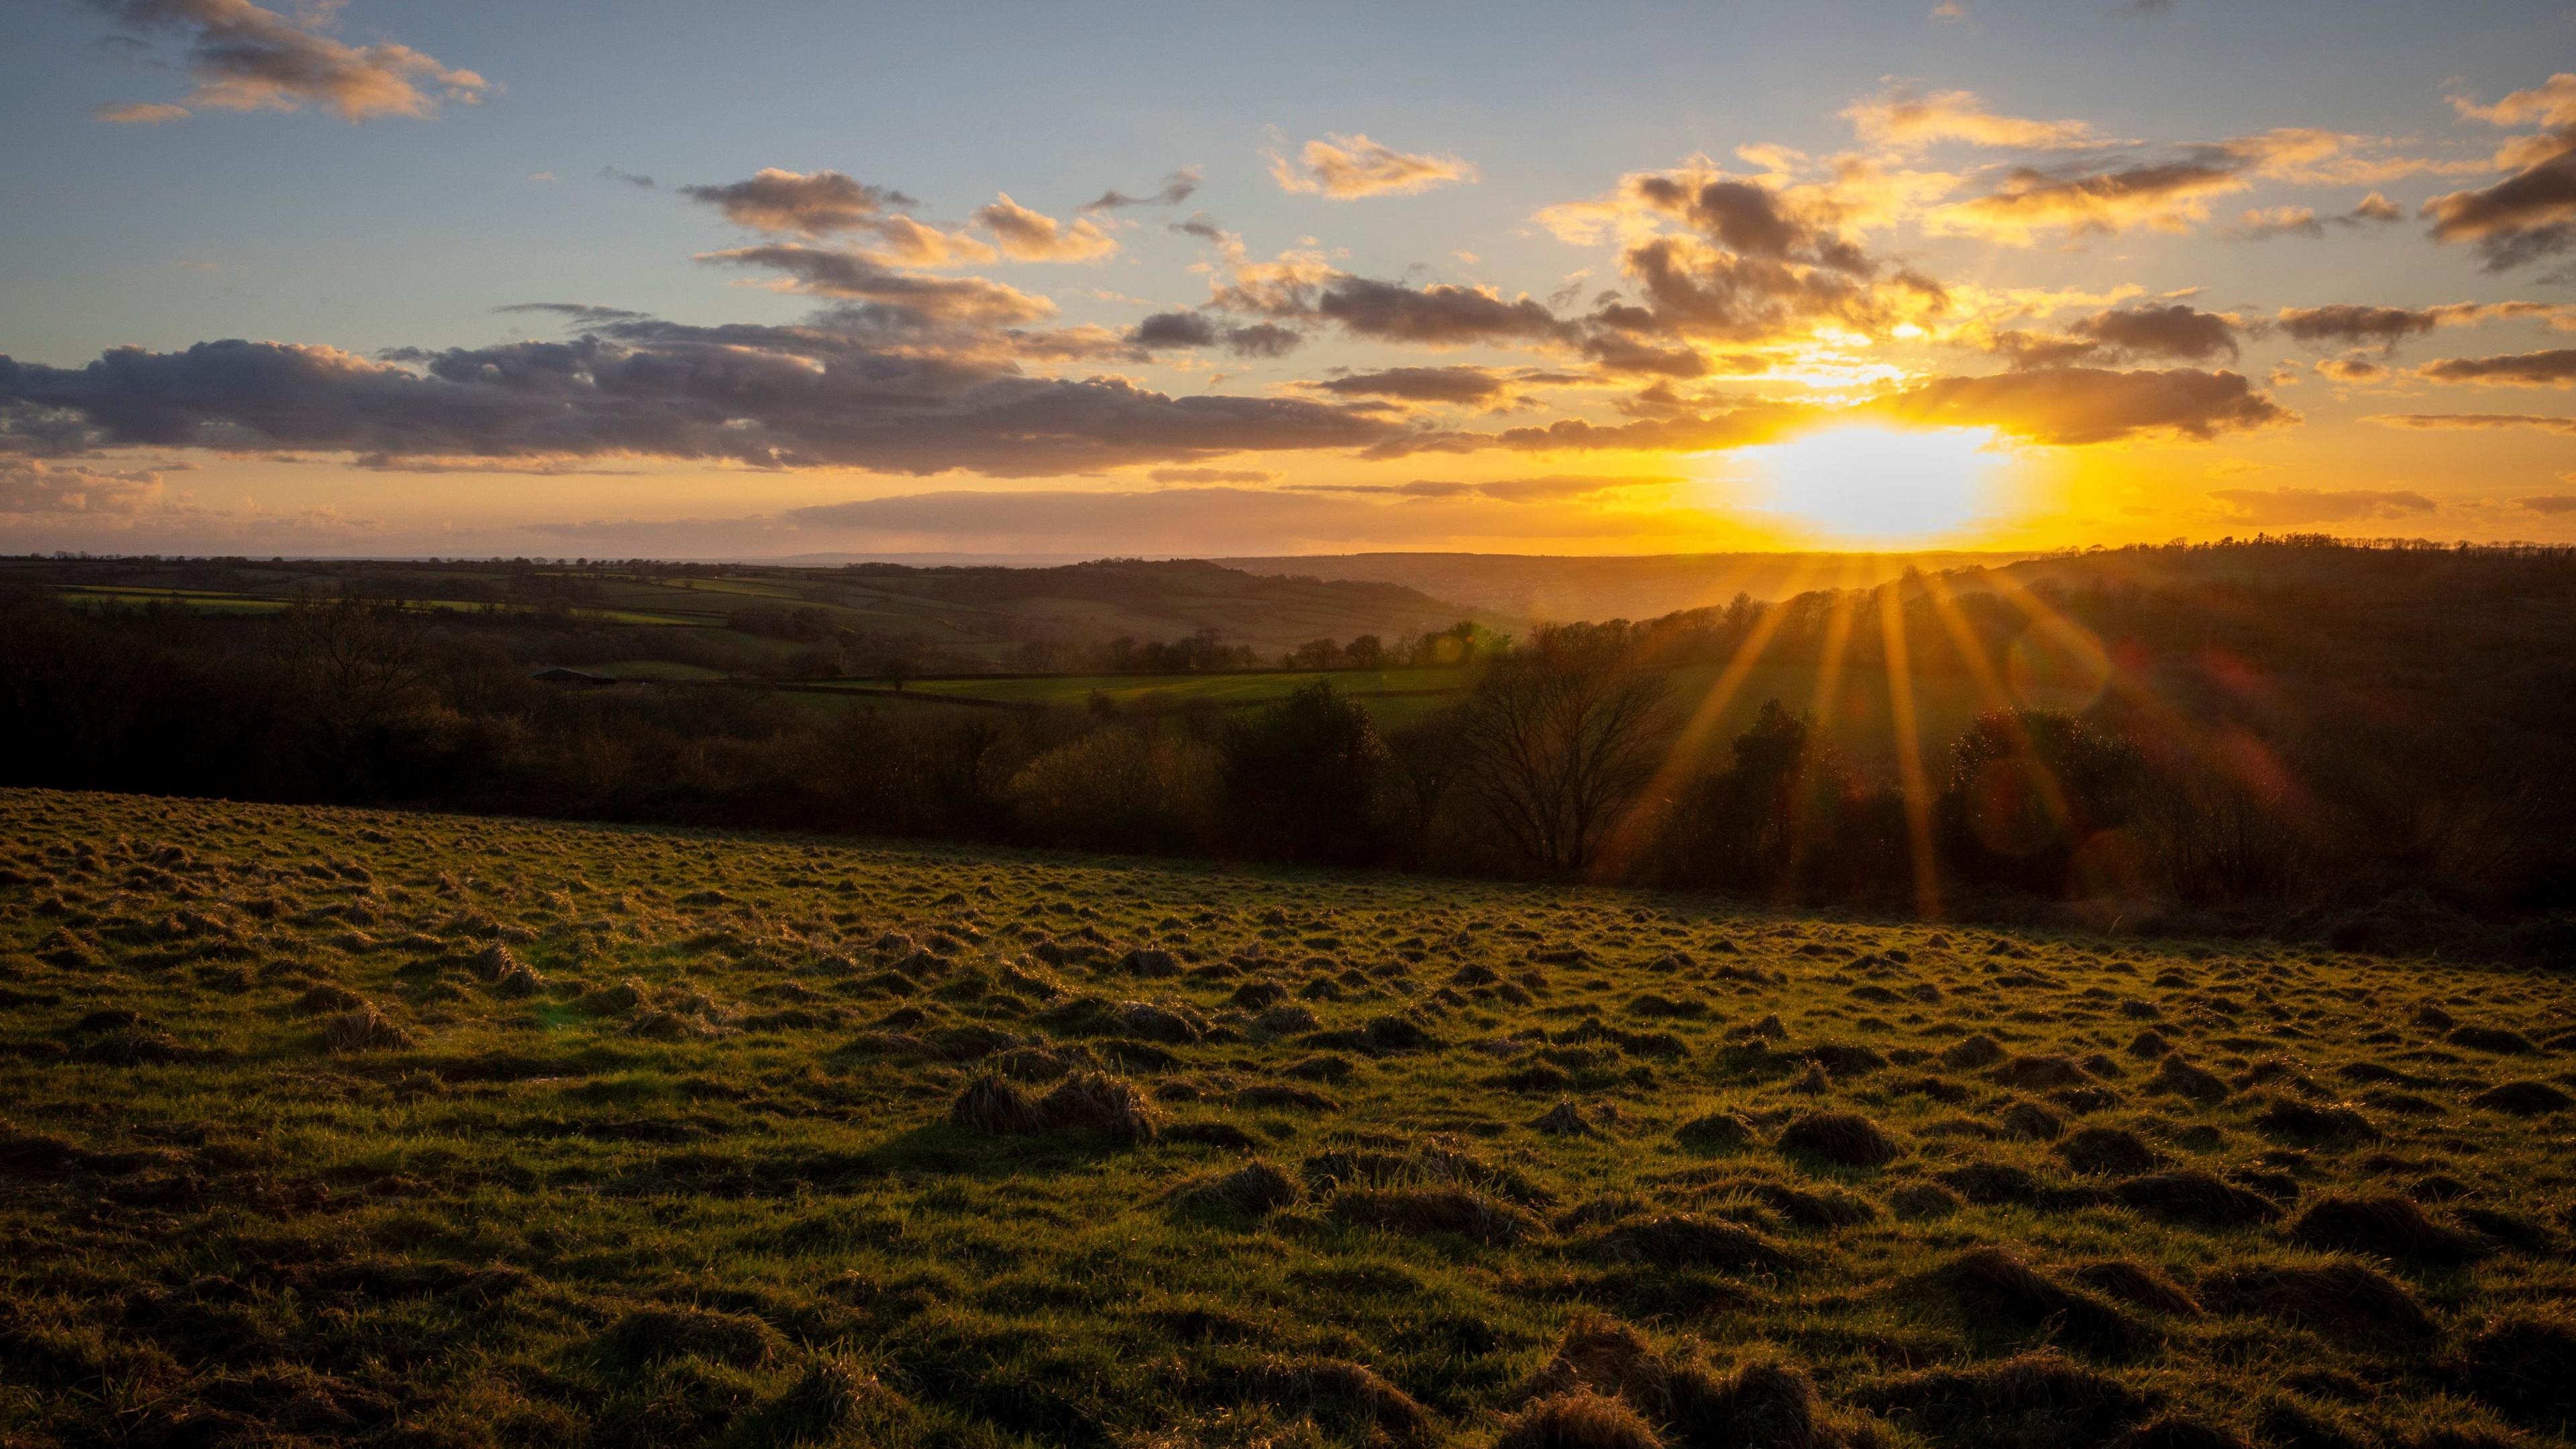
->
[1,789,2570,1448]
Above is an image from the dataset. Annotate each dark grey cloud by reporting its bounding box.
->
[1572,173,1945,359]
[696,245,1053,327]
[1224,323,1303,359]
[1869,366,2293,443]
[2427,78,2576,272]
[497,303,648,323]
[1635,176,1871,273]
[2425,144,2576,272]
[1128,312,1304,359]
[2418,348,2576,385]
[1311,277,1568,346]
[0,323,1405,478]
[1992,303,2242,367]
[680,168,913,236]
[1131,311,1218,347]
[1310,366,1515,405]
[2277,304,2440,350]
[600,166,657,189]
[1084,168,1200,211]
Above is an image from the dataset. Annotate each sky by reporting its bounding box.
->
[1,0,2573,559]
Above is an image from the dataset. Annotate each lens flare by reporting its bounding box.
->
[1731,424,2006,543]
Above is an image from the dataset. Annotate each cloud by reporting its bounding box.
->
[0,325,1409,478]
[2517,494,2576,514]
[1868,366,2294,443]
[2425,74,2576,271]
[1128,311,1305,358]
[497,302,648,323]
[2275,301,2569,354]
[93,101,191,124]
[2226,193,2405,239]
[680,169,996,264]
[1930,132,2439,244]
[2314,356,2385,382]
[1929,151,2252,241]
[2363,412,2576,435]
[1368,364,2289,459]
[1525,167,1951,364]
[1084,169,1199,211]
[696,245,1055,326]
[2208,486,2437,523]
[681,169,912,237]
[1269,133,1478,199]
[2418,348,2576,386]
[1842,86,2095,151]
[1309,366,1517,405]
[1281,474,1664,502]
[0,458,173,515]
[775,481,1708,553]
[601,166,657,189]
[972,194,1118,262]
[2277,304,2438,350]
[1990,303,2241,368]
[2425,348,2576,385]
[1362,401,1819,460]
[1146,467,1272,484]
[1305,277,1567,347]
[1222,323,1303,359]
[90,0,492,122]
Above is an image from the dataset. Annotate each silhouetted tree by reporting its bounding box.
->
[1940,708,2142,894]
[1218,683,1386,863]
[1453,625,1670,872]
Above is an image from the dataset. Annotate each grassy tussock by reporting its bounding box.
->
[0,786,2569,1448]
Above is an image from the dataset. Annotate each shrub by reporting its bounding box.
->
[1004,727,1217,853]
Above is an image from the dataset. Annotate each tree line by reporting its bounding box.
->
[2,540,2569,948]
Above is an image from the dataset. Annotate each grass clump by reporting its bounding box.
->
[0,787,2569,1448]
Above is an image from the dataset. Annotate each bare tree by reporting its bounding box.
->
[270,594,433,732]
[1452,625,1672,871]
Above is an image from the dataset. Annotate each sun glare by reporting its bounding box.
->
[1733,424,2007,544]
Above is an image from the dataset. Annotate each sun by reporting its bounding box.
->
[1731,424,2010,545]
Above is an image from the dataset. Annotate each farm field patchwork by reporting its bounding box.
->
[1,788,2571,1448]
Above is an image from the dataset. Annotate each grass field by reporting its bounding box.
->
[2,788,2571,1449]
[51,584,727,629]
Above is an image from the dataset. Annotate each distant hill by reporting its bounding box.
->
[1214,551,2039,622]
[821,557,1493,654]
[0,555,1494,667]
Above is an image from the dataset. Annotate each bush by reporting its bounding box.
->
[1940,708,2143,896]
[1005,727,1216,853]
[1217,683,1387,863]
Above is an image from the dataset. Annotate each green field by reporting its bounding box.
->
[52,584,725,629]
[2,788,2570,1448]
